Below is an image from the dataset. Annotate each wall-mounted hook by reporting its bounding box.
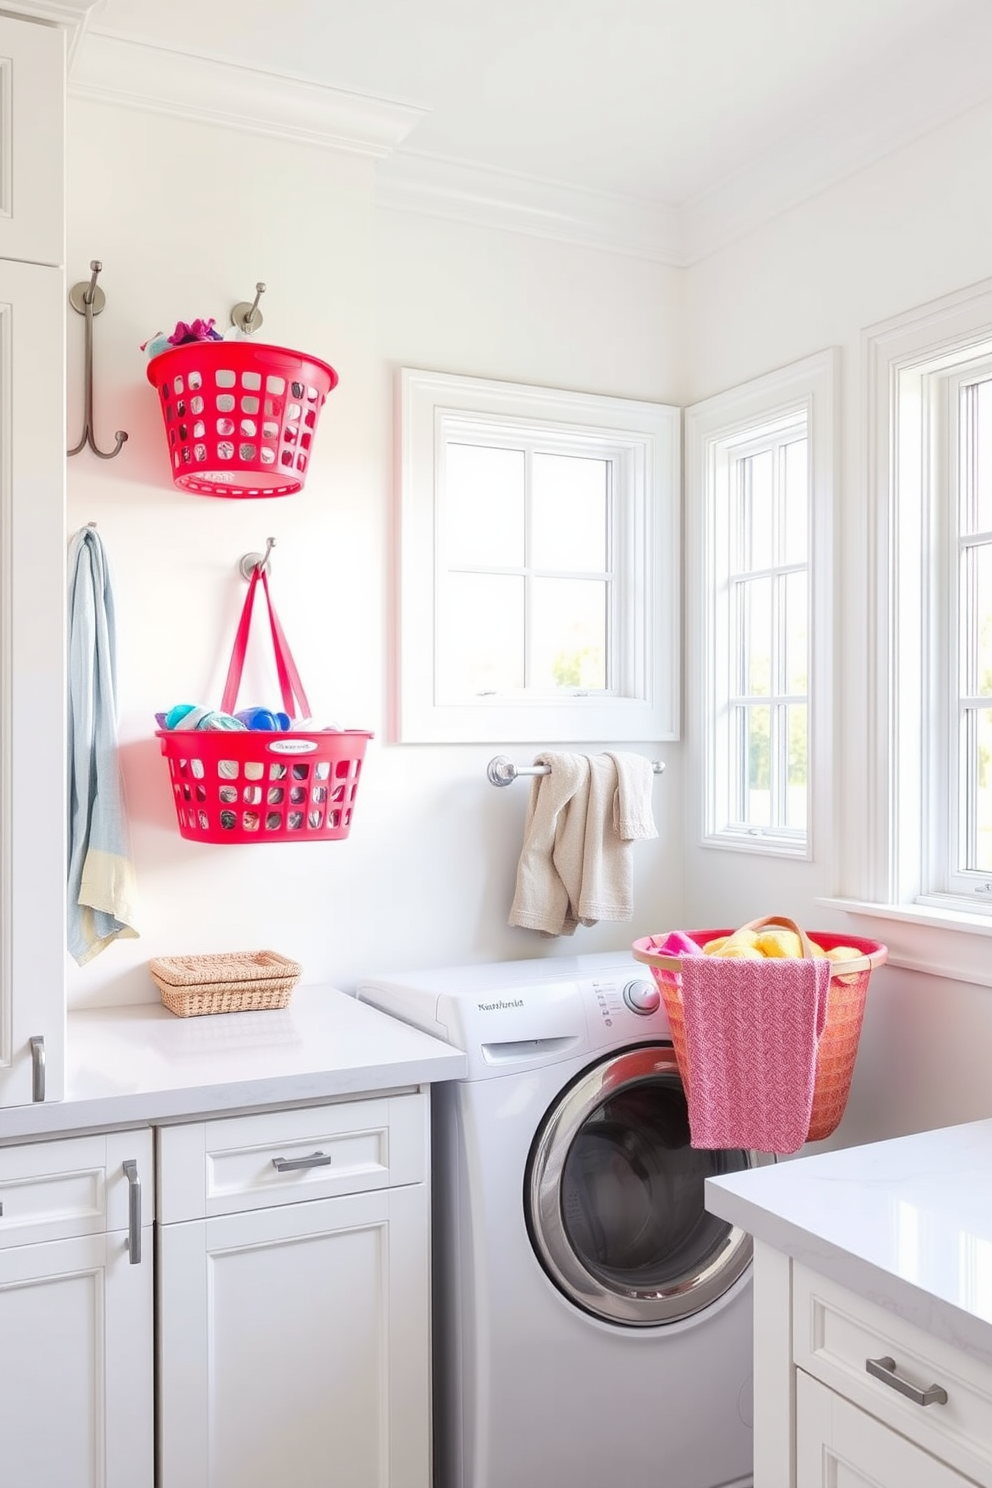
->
[239,536,276,580]
[67,260,128,460]
[231,281,266,335]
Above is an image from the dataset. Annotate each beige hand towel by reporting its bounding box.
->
[508,753,590,936]
[607,751,659,841]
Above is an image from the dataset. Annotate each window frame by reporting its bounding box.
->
[396,368,680,744]
[821,280,992,985]
[685,348,837,862]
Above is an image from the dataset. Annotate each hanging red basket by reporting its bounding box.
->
[157,563,371,843]
[146,341,338,498]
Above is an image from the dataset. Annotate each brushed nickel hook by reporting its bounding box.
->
[67,260,128,460]
[231,281,266,335]
[239,536,276,580]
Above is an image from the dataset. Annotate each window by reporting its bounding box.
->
[861,285,992,920]
[685,350,836,859]
[397,369,679,743]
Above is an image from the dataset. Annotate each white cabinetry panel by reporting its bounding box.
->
[0,256,65,1107]
[158,1182,430,1488]
[797,1370,970,1487]
[0,1131,154,1488]
[0,17,64,266]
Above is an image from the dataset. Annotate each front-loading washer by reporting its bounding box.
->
[357,951,768,1488]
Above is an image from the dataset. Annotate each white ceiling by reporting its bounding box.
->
[76,0,992,263]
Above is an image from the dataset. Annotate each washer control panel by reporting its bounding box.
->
[590,975,663,1028]
[622,978,661,1015]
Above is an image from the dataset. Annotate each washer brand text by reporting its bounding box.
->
[477,999,524,1011]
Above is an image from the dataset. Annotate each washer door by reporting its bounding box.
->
[526,1044,760,1326]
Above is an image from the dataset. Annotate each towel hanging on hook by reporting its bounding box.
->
[67,260,128,460]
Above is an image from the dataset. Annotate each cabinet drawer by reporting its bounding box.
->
[0,1130,154,1248]
[793,1262,992,1487]
[157,1093,428,1222]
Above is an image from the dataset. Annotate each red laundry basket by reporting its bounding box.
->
[632,916,888,1143]
[157,563,371,844]
[146,341,338,498]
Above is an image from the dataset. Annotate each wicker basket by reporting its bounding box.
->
[631,917,888,1143]
[149,949,301,1018]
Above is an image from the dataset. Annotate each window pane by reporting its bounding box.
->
[438,573,523,696]
[976,544,992,698]
[532,454,608,570]
[445,443,524,567]
[744,704,771,827]
[740,450,773,571]
[782,438,808,565]
[970,380,992,536]
[783,572,808,695]
[786,704,808,831]
[976,707,992,873]
[739,577,772,696]
[531,577,606,691]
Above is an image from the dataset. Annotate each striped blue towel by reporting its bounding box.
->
[67,526,139,965]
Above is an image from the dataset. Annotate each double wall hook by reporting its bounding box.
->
[68,260,128,460]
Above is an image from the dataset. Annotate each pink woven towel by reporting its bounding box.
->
[680,955,831,1154]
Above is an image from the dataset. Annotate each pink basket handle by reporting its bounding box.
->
[221,565,312,720]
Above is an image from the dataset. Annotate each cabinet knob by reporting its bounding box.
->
[866,1354,948,1406]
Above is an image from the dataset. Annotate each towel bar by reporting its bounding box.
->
[487,755,665,787]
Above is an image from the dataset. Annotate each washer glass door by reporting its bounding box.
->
[527,1044,760,1325]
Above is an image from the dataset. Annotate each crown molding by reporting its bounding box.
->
[69,30,428,158]
[375,150,682,266]
[0,0,101,66]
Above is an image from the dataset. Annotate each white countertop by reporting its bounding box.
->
[0,986,467,1142]
[707,1119,992,1367]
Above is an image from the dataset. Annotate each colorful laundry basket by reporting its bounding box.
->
[632,917,888,1142]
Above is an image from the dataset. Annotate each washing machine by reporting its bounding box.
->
[357,952,767,1488]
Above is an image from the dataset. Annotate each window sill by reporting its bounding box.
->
[815,896,992,987]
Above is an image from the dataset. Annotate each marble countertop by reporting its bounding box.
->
[0,987,467,1142]
[707,1119,992,1367]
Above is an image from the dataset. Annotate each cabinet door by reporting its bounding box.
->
[0,257,65,1107]
[158,1185,430,1488]
[0,16,64,266]
[0,1228,154,1488]
[796,1371,972,1487]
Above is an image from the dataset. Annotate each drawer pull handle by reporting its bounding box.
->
[123,1159,141,1265]
[866,1355,948,1406]
[272,1151,332,1173]
[30,1036,46,1103]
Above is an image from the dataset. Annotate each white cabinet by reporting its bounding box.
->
[0,16,64,267]
[156,1095,432,1488]
[796,1371,971,1487]
[753,1243,992,1488]
[0,256,67,1108]
[0,11,66,1109]
[0,1131,155,1488]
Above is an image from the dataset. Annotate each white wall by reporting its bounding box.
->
[65,96,685,1010]
[682,97,992,1144]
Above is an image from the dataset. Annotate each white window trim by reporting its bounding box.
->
[685,348,837,861]
[825,276,992,985]
[396,368,680,744]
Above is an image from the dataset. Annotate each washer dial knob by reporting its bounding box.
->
[622,978,661,1015]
